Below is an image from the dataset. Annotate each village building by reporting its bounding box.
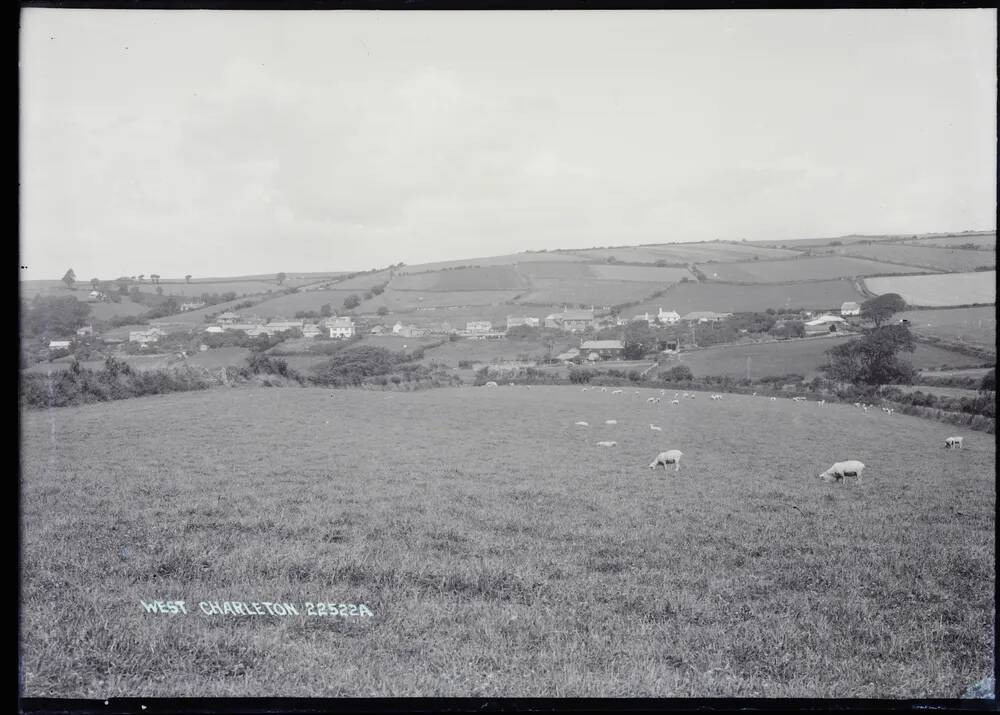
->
[466,321,493,334]
[556,347,581,362]
[370,325,387,335]
[262,320,305,335]
[128,327,166,345]
[544,307,597,332]
[48,340,72,350]
[180,300,207,312]
[327,317,356,339]
[682,311,733,323]
[506,316,540,329]
[395,324,426,338]
[302,323,321,338]
[216,311,240,325]
[579,339,625,360]
[840,301,861,317]
[658,309,681,324]
[76,325,94,337]
[804,314,847,335]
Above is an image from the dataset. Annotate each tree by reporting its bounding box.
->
[980,368,995,393]
[150,274,160,285]
[116,278,130,295]
[662,364,693,381]
[623,321,660,360]
[821,324,917,387]
[61,269,76,290]
[377,306,389,317]
[276,272,287,285]
[90,278,100,291]
[343,294,361,310]
[156,286,164,296]
[319,303,333,317]
[185,274,192,284]
[138,274,145,283]
[861,293,907,328]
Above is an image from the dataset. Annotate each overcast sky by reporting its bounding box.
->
[20,8,997,281]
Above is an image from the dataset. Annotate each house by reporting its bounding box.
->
[506,316,540,329]
[216,311,240,325]
[204,326,224,334]
[48,340,72,350]
[466,321,493,334]
[262,320,305,335]
[86,290,106,302]
[632,312,655,323]
[370,325,387,335]
[545,307,596,332]
[327,317,356,339]
[302,323,321,338]
[579,339,625,360]
[658,309,681,324]
[840,301,861,317]
[180,300,207,312]
[395,324,425,338]
[682,311,733,323]
[76,325,93,337]
[804,314,847,335]
[128,328,165,345]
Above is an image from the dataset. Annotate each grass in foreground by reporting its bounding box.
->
[20,387,995,697]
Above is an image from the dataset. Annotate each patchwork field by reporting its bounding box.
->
[20,387,994,697]
[247,290,381,319]
[831,244,995,272]
[421,337,578,366]
[697,256,933,283]
[626,280,868,316]
[516,279,664,307]
[865,272,996,307]
[670,337,984,380]
[390,266,529,292]
[568,243,800,264]
[382,290,525,311]
[896,307,996,352]
[396,252,590,274]
[908,234,996,250]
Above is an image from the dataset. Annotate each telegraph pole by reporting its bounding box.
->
[746,356,751,382]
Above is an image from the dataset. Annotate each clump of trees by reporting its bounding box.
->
[822,323,917,389]
[22,295,92,337]
[860,293,907,327]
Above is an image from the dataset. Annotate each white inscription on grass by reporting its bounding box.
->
[140,599,373,617]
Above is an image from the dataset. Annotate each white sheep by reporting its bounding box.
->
[484,381,498,388]
[945,436,964,449]
[752,392,757,397]
[819,460,866,485]
[574,421,589,426]
[817,400,826,407]
[649,450,684,473]
[792,396,807,402]
[650,424,662,431]
[601,387,608,392]
[647,397,661,403]
[581,387,589,392]
[670,399,680,405]
[605,419,618,425]
[596,441,617,447]
[612,389,624,395]
[710,394,722,400]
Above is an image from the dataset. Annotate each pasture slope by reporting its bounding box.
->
[864,272,996,307]
[21,387,994,697]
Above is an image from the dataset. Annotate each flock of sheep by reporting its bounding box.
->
[568,385,968,483]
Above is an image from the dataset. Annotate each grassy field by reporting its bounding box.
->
[896,307,996,352]
[831,244,995,272]
[568,243,800,264]
[697,256,933,283]
[587,264,694,283]
[517,279,665,307]
[626,280,868,316]
[669,337,984,379]
[865,272,996,307]
[892,384,986,400]
[382,290,525,311]
[20,386,994,697]
[918,367,994,380]
[421,337,578,365]
[908,234,996,250]
[396,252,590,274]
[390,266,529,292]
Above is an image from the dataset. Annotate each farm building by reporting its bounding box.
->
[506,315,540,329]
[180,300,207,312]
[204,326,224,334]
[466,321,494,334]
[682,311,733,323]
[216,312,241,325]
[804,314,847,335]
[579,339,625,360]
[76,325,93,337]
[545,308,597,332]
[370,325,387,335]
[302,324,321,338]
[631,312,656,323]
[128,328,166,345]
[394,324,426,338]
[262,320,305,335]
[658,309,681,324]
[556,347,581,362]
[841,301,861,316]
[326,317,356,339]
[48,340,72,350]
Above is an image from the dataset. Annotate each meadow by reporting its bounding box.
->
[382,289,525,311]
[895,307,996,352]
[626,280,867,316]
[831,244,995,272]
[396,252,590,274]
[669,337,984,380]
[390,266,529,292]
[568,243,800,264]
[908,234,996,250]
[516,279,665,307]
[696,256,933,283]
[865,272,996,308]
[20,387,994,697]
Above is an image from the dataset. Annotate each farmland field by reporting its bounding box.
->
[587,264,694,283]
[20,387,994,697]
[568,243,800,264]
[895,307,996,352]
[626,280,868,316]
[247,290,382,318]
[892,385,986,400]
[516,279,664,307]
[830,244,995,272]
[421,337,579,365]
[85,301,150,321]
[865,272,996,307]
[669,337,984,379]
[515,262,596,280]
[696,256,933,283]
[908,234,996,250]
[382,289,525,311]
[390,266,529,292]
[397,252,590,274]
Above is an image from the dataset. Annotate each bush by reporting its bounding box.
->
[569,368,593,384]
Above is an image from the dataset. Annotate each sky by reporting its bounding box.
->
[19,8,997,281]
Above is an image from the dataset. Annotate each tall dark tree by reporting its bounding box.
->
[822,324,917,387]
[150,274,160,285]
[185,274,192,284]
[343,294,361,310]
[61,269,76,290]
[861,293,907,328]
[276,272,287,286]
[90,278,100,291]
[980,368,995,393]
[622,321,661,360]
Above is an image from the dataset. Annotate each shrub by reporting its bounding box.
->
[569,368,593,384]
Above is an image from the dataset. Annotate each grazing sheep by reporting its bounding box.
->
[819,460,866,485]
[688,394,696,400]
[649,450,684,472]
[581,387,589,392]
[484,381,498,388]
[660,389,667,395]
[792,396,807,402]
[575,421,589,426]
[752,392,757,397]
[945,436,964,449]
[817,400,826,407]
[612,389,624,395]
[605,419,618,425]
[601,387,608,392]
[596,441,617,447]
[650,424,662,431]
[682,393,689,398]
[710,394,722,400]
[647,397,661,403]
[770,396,777,401]
[670,399,680,405]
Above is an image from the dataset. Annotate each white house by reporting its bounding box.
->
[682,311,733,323]
[392,322,404,335]
[805,314,847,335]
[128,328,166,345]
[841,301,861,316]
[506,316,540,329]
[327,317,355,339]
[658,309,681,324]
[579,340,625,360]
[204,326,224,334]
[76,325,94,337]
[632,312,655,323]
[466,321,493,334]
[180,300,207,312]
[302,323,321,338]
[216,311,240,325]
[48,340,72,350]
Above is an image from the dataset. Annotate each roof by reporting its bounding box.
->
[841,301,861,309]
[682,311,732,320]
[580,340,624,350]
[560,309,595,321]
[805,314,846,326]
[217,311,240,318]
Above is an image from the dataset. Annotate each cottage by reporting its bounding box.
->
[76,325,94,337]
[204,326,224,334]
[631,312,655,323]
[302,323,321,338]
[327,317,355,339]
[262,320,305,335]
[840,301,861,317]
[216,311,240,325]
[545,307,596,332]
[392,322,405,335]
[658,309,681,324]
[556,347,581,362]
[466,321,493,334]
[128,328,165,345]
[506,316,540,329]
[579,339,625,360]
[48,340,72,350]
[682,311,733,323]
[370,325,387,335]
[395,324,425,338]
[804,314,847,335]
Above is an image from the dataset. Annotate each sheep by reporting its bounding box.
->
[574,421,589,426]
[945,436,964,449]
[484,381,498,388]
[670,399,680,405]
[509,382,515,386]
[612,389,624,395]
[581,387,589,392]
[819,460,866,485]
[605,419,618,425]
[647,397,660,403]
[682,393,689,398]
[601,387,608,392]
[650,424,662,431]
[710,394,722,400]
[752,392,757,397]
[649,450,684,473]
[770,396,777,401]
[817,400,826,407]
[792,396,807,402]
[596,441,617,447]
